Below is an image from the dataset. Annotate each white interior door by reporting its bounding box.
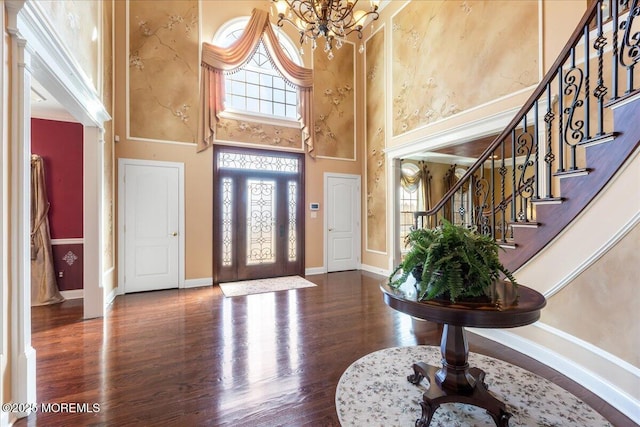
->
[326,174,360,272]
[121,160,182,293]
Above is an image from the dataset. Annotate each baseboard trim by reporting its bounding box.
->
[468,325,640,425]
[60,289,83,300]
[360,264,390,277]
[105,287,118,306]
[50,238,84,245]
[305,267,326,276]
[183,278,212,289]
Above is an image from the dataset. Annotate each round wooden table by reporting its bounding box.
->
[380,282,546,427]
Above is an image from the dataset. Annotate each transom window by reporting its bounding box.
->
[214,18,302,121]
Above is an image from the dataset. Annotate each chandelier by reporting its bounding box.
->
[272,0,380,59]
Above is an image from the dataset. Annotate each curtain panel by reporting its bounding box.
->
[198,8,314,154]
[31,154,64,306]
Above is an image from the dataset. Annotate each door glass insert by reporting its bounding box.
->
[218,152,298,173]
[222,177,233,267]
[246,179,276,265]
[288,181,297,262]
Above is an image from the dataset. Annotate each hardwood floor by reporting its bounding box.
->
[17,271,632,426]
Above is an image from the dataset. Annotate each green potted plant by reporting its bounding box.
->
[389,219,518,304]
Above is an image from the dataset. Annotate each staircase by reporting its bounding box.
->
[418,0,640,273]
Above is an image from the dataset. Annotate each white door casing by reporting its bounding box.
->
[118,159,184,293]
[325,173,361,272]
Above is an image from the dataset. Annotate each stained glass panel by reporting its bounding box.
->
[246,179,276,265]
[288,181,297,262]
[218,152,298,173]
[222,178,233,266]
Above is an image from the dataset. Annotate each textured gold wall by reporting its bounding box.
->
[313,42,356,159]
[542,224,640,366]
[365,29,386,253]
[36,0,100,89]
[128,0,199,143]
[103,0,114,275]
[391,0,538,136]
[215,117,303,150]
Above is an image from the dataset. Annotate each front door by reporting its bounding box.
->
[213,147,304,283]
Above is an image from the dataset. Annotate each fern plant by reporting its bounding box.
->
[389,219,518,303]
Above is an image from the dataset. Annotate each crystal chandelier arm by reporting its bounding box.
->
[272,0,379,53]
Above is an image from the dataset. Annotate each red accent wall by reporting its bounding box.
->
[31,118,83,239]
[51,244,84,291]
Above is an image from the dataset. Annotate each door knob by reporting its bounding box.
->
[328,228,334,231]
[171,232,178,236]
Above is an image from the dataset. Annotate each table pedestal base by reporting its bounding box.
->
[408,362,512,427]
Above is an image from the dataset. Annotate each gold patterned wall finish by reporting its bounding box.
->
[313,42,355,159]
[215,117,303,150]
[366,29,386,253]
[36,0,100,88]
[392,0,538,136]
[103,0,114,271]
[542,224,640,366]
[128,0,199,143]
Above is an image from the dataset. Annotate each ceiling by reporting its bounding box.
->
[31,78,76,122]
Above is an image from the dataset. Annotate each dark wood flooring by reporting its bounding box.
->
[17,271,633,426]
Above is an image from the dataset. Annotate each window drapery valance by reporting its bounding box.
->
[197,8,314,154]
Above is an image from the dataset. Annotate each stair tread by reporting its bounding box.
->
[579,132,618,148]
[553,168,590,178]
[510,221,540,228]
[531,197,564,204]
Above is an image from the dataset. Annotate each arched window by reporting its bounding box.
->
[399,162,422,252]
[213,18,302,121]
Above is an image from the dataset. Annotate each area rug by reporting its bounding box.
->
[219,275,316,297]
[336,346,612,427]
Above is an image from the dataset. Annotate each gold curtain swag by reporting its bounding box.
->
[400,160,434,229]
[198,8,314,155]
[399,167,421,193]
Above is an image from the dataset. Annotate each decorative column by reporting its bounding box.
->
[83,125,104,319]
[1,2,8,425]
[6,0,37,417]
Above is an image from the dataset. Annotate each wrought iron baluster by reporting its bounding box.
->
[594,2,608,136]
[516,114,535,223]
[491,156,496,240]
[584,22,591,140]
[511,129,517,227]
[499,142,507,243]
[544,83,555,198]
[563,47,585,170]
[612,0,620,101]
[619,0,639,93]
[475,168,490,236]
[557,66,565,173]
[534,100,540,201]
